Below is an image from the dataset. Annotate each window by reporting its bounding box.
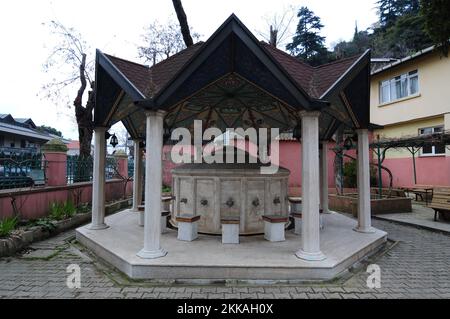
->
[379,70,419,104]
[0,135,4,147]
[20,139,26,148]
[419,126,445,156]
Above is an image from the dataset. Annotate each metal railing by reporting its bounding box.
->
[128,160,134,178]
[67,155,118,184]
[0,147,39,155]
[0,152,45,190]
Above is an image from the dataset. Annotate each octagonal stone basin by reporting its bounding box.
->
[171,162,290,235]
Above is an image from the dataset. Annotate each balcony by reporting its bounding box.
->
[0,146,39,155]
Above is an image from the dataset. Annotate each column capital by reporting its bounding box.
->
[145,109,167,118]
[93,126,109,133]
[299,110,321,118]
[355,128,369,134]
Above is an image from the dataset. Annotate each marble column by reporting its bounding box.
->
[132,140,144,225]
[296,111,326,261]
[320,141,330,214]
[89,127,109,230]
[137,110,167,259]
[354,129,375,233]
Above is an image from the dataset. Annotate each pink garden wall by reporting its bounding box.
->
[0,153,132,220]
[380,156,450,187]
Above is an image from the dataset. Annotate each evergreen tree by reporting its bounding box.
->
[377,0,402,27]
[286,6,329,65]
[421,0,450,56]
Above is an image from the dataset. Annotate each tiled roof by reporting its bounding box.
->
[104,42,203,97]
[104,41,362,100]
[311,55,361,98]
[104,54,152,95]
[261,43,361,98]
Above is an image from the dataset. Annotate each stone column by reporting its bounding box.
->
[354,129,375,233]
[296,111,326,261]
[320,141,330,214]
[132,140,143,221]
[137,110,167,259]
[89,127,109,230]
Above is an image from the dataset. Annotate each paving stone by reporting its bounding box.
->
[290,293,308,299]
[1,218,450,299]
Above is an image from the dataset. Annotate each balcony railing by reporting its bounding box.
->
[0,146,39,155]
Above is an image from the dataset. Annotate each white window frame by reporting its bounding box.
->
[419,125,445,156]
[379,70,419,104]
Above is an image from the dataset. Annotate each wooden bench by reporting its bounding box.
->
[403,186,433,205]
[221,217,240,244]
[175,215,201,241]
[430,187,450,221]
[262,215,288,242]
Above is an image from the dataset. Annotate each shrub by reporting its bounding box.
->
[49,200,76,221]
[49,202,65,221]
[63,200,76,218]
[0,217,18,238]
[343,160,378,188]
[30,218,56,232]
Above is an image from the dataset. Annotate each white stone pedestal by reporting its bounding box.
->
[161,212,170,234]
[292,213,302,235]
[176,216,200,242]
[222,223,240,244]
[320,213,324,230]
[263,216,288,242]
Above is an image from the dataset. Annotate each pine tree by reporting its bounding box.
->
[286,6,328,64]
[378,0,401,27]
[421,0,450,56]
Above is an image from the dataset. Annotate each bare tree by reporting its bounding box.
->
[172,0,193,47]
[257,5,297,48]
[42,20,94,158]
[138,19,200,66]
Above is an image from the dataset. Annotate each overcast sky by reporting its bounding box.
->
[0,0,378,140]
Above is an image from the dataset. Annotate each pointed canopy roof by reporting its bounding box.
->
[94,14,371,140]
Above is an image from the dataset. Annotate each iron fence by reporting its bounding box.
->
[128,160,134,178]
[0,152,46,190]
[67,155,118,184]
[67,155,93,184]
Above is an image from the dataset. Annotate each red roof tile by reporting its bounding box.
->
[104,41,362,100]
[261,42,361,98]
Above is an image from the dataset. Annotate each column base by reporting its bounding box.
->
[353,226,376,234]
[88,223,109,230]
[137,248,167,259]
[295,249,326,261]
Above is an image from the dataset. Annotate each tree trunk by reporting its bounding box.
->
[74,53,95,159]
[172,0,194,47]
[269,25,278,47]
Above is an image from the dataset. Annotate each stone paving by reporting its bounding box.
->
[1,218,450,299]
[374,203,450,234]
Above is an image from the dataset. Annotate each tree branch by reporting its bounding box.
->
[172,0,194,47]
